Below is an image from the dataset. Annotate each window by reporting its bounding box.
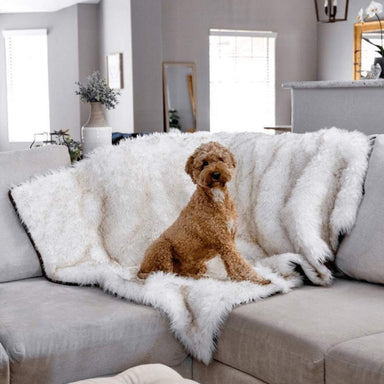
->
[209,29,276,133]
[3,29,50,142]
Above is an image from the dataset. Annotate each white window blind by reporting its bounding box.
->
[3,29,50,142]
[209,29,276,133]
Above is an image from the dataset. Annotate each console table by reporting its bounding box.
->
[282,80,384,135]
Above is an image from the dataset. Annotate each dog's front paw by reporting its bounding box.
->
[255,277,271,285]
[248,271,271,285]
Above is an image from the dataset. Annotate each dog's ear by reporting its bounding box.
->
[185,154,196,183]
[228,150,236,168]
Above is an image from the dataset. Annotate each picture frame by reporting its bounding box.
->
[106,52,124,89]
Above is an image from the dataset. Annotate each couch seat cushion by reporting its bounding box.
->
[326,333,384,384]
[0,146,70,282]
[0,278,187,384]
[214,278,384,384]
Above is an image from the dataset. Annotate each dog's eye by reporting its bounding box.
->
[201,161,209,170]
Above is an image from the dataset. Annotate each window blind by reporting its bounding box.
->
[3,29,50,142]
[209,29,276,133]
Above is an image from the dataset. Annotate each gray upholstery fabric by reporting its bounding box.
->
[0,146,70,282]
[337,135,384,284]
[173,357,193,379]
[0,343,9,384]
[213,279,384,384]
[193,360,267,384]
[0,278,187,384]
[326,333,384,384]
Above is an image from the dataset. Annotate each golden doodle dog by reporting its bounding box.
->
[137,141,270,285]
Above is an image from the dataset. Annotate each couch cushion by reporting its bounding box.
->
[336,135,384,284]
[213,278,384,384]
[0,146,70,283]
[0,343,9,384]
[0,278,187,384]
[326,333,384,384]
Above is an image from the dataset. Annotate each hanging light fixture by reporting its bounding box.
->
[314,0,349,22]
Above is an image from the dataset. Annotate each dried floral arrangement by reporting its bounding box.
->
[75,71,120,110]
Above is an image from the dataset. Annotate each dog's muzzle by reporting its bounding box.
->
[211,172,221,180]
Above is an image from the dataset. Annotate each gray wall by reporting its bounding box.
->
[0,4,99,150]
[78,4,100,128]
[131,0,163,133]
[131,0,318,132]
[318,0,367,80]
[99,0,134,133]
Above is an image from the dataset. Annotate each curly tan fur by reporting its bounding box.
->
[137,141,270,285]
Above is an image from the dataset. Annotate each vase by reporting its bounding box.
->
[374,57,384,79]
[81,102,112,155]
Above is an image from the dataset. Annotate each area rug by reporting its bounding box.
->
[10,129,370,363]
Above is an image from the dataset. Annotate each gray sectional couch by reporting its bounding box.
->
[1,142,384,384]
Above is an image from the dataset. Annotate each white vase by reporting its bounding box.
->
[81,102,112,155]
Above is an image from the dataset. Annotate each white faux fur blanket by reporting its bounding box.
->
[11,129,370,363]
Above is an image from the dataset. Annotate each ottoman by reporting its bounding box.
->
[69,364,199,384]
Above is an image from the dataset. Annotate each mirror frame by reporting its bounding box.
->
[354,21,382,80]
[162,62,197,132]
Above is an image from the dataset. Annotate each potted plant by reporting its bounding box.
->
[168,109,182,130]
[357,1,384,77]
[75,71,120,155]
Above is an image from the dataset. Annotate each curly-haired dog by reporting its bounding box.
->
[137,141,270,285]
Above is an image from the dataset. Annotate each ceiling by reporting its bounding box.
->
[0,0,100,14]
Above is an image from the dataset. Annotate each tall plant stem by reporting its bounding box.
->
[375,13,384,56]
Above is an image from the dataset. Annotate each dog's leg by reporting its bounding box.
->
[137,237,175,279]
[219,244,271,285]
[181,263,207,279]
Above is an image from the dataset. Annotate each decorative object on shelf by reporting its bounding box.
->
[30,130,82,163]
[168,109,181,130]
[355,1,384,78]
[106,53,124,89]
[314,0,349,23]
[364,62,383,78]
[75,71,120,155]
[30,132,55,148]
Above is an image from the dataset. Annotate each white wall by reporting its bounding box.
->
[131,0,318,132]
[99,0,134,133]
[318,1,368,80]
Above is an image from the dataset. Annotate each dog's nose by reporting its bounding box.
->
[211,172,221,180]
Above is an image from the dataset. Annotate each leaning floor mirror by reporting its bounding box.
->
[354,20,384,79]
[163,62,197,132]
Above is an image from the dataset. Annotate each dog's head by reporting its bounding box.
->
[185,141,236,188]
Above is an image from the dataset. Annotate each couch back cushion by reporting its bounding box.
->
[336,135,384,284]
[0,146,70,282]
